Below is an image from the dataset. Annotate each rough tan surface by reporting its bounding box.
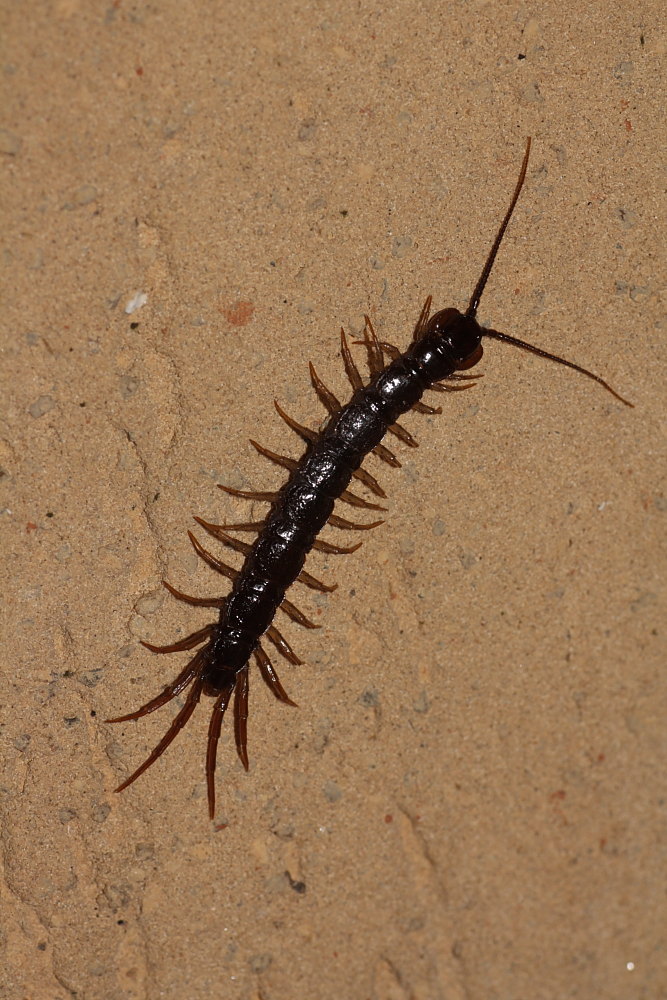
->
[1,2,665,998]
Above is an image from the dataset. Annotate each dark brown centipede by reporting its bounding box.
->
[107,138,632,818]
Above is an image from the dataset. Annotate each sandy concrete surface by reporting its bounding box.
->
[1,1,665,998]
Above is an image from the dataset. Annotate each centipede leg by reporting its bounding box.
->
[312,537,362,555]
[140,624,214,655]
[218,484,279,502]
[373,442,401,467]
[266,624,303,665]
[351,463,386,498]
[163,580,226,609]
[112,675,204,793]
[194,517,252,555]
[206,682,234,820]
[188,531,239,582]
[233,667,250,771]
[340,328,364,391]
[274,400,318,444]
[362,315,385,375]
[377,341,401,360]
[328,513,384,531]
[339,487,386,511]
[255,646,297,706]
[412,399,442,415]
[211,520,265,533]
[250,439,298,472]
[429,373,481,393]
[309,363,342,414]
[297,567,337,592]
[280,595,320,629]
[106,646,209,723]
[412,296,432,341]
[388,421,418,447]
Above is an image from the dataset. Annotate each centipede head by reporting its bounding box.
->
[423,308,484,369]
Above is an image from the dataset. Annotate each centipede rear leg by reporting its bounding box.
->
[205,682,234,819]
[109,668,206,792]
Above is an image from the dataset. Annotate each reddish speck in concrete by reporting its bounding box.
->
[221,300,255,327]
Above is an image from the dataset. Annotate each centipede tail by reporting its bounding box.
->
[109,137,632,818]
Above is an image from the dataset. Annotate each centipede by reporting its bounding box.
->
[107,137,633,818]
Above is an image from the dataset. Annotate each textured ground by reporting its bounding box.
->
[1,2,665,998]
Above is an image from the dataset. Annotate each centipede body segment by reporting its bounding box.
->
[107,138,632,819]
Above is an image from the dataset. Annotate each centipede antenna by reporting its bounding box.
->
[466,137,532,319]
[483,328,634,407]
